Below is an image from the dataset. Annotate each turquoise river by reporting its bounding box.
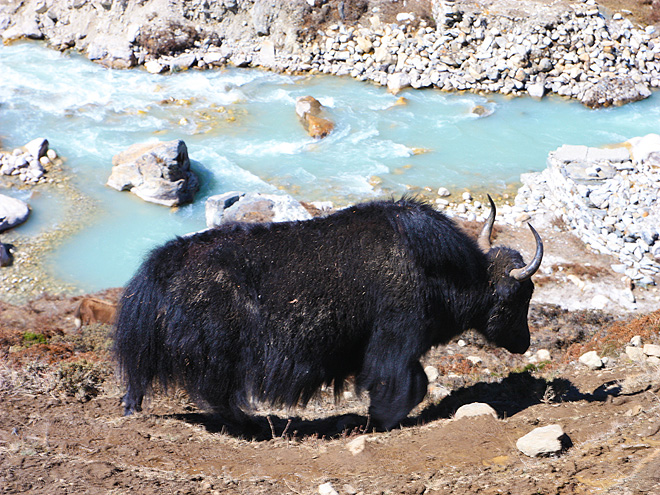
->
[1,42,659,291]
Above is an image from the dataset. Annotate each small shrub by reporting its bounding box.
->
[22,332,47,347]
[57,360,111,402]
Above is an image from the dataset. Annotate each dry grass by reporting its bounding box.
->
[564,309,660,361]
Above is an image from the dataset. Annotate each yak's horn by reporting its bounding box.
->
[478,194,496,253]
[510,224,544,281]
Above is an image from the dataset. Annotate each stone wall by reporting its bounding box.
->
[511,135,660,284]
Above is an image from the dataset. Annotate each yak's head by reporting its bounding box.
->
[478,196,543,354]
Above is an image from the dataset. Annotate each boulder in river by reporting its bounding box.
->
[107,139,199,207]
[295,96,334,139]
[0,194,30,232]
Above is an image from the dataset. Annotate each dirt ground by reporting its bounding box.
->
[1,216,659,495]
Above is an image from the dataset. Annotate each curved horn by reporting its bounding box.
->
[478,194,496,253]
[509,223,544,281]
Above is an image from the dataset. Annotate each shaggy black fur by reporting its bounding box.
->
[114,198,537,431]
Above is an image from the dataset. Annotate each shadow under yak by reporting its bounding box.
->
[160,370,625,441]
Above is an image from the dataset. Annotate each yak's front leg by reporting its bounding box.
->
[365,359,428,431]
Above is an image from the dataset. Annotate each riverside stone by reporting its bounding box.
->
[205,191,312,227]
[0,194,30,232]
[107,139,199,207]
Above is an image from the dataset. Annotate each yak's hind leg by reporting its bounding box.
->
[363,359,428,431]
[122,383,144,416]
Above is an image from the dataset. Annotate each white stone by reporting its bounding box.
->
[424,365,439,382]
[516,425,566,457]
[145,60,165,74]
[319,482,339,495]
[346,435,367,455]
[467,356,482,365]
[625,346,647,362]
[627,134,660,163]
[24,138,49,160]
[643,344,660,357]
[454,402,498,420]
[536,349,552,362]
[387,72,411,94]
[590,294,610,310]
[579,350,603,369]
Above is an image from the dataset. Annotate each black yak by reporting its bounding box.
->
[114,196,542,431]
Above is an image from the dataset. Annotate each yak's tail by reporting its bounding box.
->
[113,242,181,416]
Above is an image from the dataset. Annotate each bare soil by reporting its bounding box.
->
[1,219,659,495]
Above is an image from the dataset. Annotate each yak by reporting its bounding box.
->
[114,196,542,432]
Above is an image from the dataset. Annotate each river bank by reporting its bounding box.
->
[1,0,660,107]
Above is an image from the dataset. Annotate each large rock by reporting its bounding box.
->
[295,96,334,139]
[107,140,199,207]
[580,76,652,108]
[516,425,569,457]
[205,191,312,227]
[0,194,30,232]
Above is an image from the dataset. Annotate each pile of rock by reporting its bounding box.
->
[297,0,656,106]
[2,0,659,107]
[511,134,660,285]
[579,335,660,369]
[0,138,56,184]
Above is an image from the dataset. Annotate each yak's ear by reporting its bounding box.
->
[494,277,519,300]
